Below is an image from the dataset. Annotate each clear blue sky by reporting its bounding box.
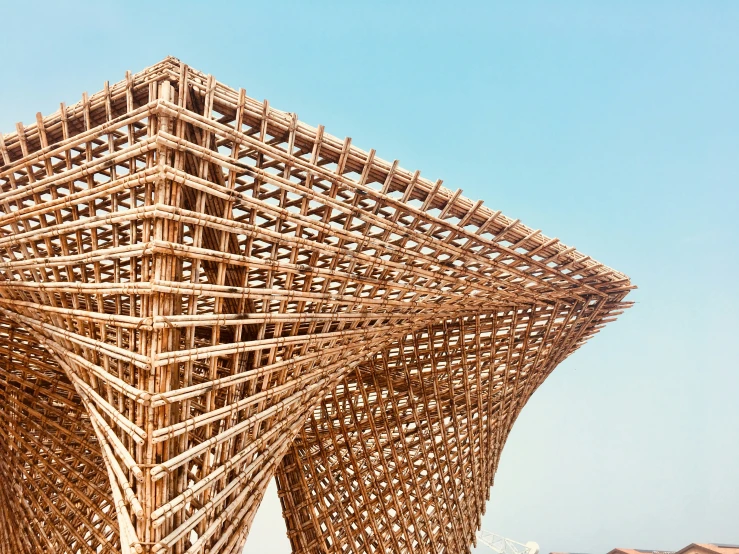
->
[2,1,737,552]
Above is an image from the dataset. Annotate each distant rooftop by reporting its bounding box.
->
[604,544,739,554]
[551,544,739,554]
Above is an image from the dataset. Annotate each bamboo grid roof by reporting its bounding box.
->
[0,57,634,554]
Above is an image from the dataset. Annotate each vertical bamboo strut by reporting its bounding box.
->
[0,57,633,554]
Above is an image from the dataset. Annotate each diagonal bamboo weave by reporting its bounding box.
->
[0,57,634,554]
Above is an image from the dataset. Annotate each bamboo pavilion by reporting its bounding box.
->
[0,57,633,554]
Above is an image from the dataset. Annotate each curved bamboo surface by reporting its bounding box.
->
[0,57,633,554]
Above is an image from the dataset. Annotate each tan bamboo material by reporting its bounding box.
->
[0,57,634,554]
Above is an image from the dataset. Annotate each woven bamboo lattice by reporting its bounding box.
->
[0,57,633,554]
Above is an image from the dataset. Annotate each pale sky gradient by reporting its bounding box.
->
[1,2,737,553]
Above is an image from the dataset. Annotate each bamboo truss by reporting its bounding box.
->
[0,56,633,554]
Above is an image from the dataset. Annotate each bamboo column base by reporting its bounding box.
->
[0,57,633,554]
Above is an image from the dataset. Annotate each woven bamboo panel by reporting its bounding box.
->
[0,57,633,554]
